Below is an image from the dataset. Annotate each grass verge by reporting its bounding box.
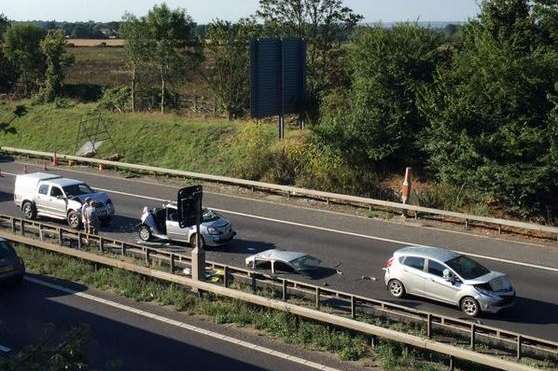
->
[16,243,468,371]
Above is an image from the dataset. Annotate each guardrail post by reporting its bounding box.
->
[11,218,16,233]
[282,279,288,301]
[448,356,454,371]
[350,296,356,319]
[315,287,320,309]
[98,237,104,253]
[170,254,175,274]
[58,228,63,245]
[427,314,432,338]
[223,266,229,288]
[20,220,25,236]
[250,273,257,293]
[470,324,476,350]
[145,249,150,265]
[121,243,126,256]
[370,336,377,349]
[464,219,469,230]
[77,233,82,250]
[38,225,43,241]
[516,335,522,360]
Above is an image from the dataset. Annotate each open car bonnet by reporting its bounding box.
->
[72,192,109,204]
[465,271,513,291]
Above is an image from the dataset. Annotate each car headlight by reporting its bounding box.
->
[207,227,219,235]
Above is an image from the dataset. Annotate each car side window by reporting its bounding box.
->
[403,256,425,271]
[274,261,295,273]
[167,208,178,222]
[50,187,63,198]
[38,184,49,195]
[428,260,447,277]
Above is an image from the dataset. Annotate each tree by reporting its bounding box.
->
[316,24,444,168]
[3,24,46,96]
[256,0,362,118]
[0,13,9,37]
[205,19,260,119]
[38,29,74,102]
[0,13,16,93]
[120,13,150,112]
[419,1,558,215]
[143,4,202,113]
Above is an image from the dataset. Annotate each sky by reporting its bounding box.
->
[1,0,481,23]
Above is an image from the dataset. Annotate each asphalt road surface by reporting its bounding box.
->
[0,275,352,371]
[1,159,557,342]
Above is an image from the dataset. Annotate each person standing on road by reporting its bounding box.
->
[82,197,92,234]
[86,199,99,234]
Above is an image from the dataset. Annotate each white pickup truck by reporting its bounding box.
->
[14,172,114,229]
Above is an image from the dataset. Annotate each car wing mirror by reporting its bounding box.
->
[442,269,453,282]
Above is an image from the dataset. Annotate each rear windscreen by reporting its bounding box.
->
[0,241,16,259]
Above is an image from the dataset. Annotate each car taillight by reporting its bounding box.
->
[383,257,394,269]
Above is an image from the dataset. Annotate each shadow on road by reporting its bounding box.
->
[485,296,558,325]
[0,274,275,371]
[0,190,13,203]
[0,155,15,163]
[103,214,140,234]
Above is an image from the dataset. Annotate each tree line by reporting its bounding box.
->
[2,0,558,217]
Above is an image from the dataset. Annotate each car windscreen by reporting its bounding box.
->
[290,255,321,271]
[445,255,490,280]
[0,241,16,259]
[63,183,94,196]
[202,209,220,223]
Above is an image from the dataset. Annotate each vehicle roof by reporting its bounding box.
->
[251,249,308,262]
[47,177,84,187]
[394,246,460,263]
[18,172,61,182]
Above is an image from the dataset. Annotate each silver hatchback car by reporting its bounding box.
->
[383,246,515,317]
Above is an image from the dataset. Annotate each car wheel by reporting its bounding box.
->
[388,279,406,298]
[190,234,205,249]
[460,296,480,317]
[22,201,36,220]
[139,225,152,242]
[67,211,81,230]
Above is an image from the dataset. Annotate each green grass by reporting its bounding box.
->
[0,100,276,176]
[17,244,456,370]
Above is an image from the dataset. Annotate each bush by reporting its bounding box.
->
[97,86,131,112]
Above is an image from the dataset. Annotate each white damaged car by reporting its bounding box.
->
[137,202,236,249]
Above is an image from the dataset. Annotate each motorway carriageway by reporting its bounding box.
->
[0,275,353,371]
[0,160,557,342]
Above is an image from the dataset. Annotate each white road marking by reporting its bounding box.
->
[26,276,341,371]
[3,170,558,273]
[0,344,11,353]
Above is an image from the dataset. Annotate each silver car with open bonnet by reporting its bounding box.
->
[383,246,515,317]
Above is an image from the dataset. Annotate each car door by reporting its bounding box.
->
[400,256,428,295]
[166,207,190,242]
[425,259,462,305]
[34,183,51,214]
[48,186,67,218]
